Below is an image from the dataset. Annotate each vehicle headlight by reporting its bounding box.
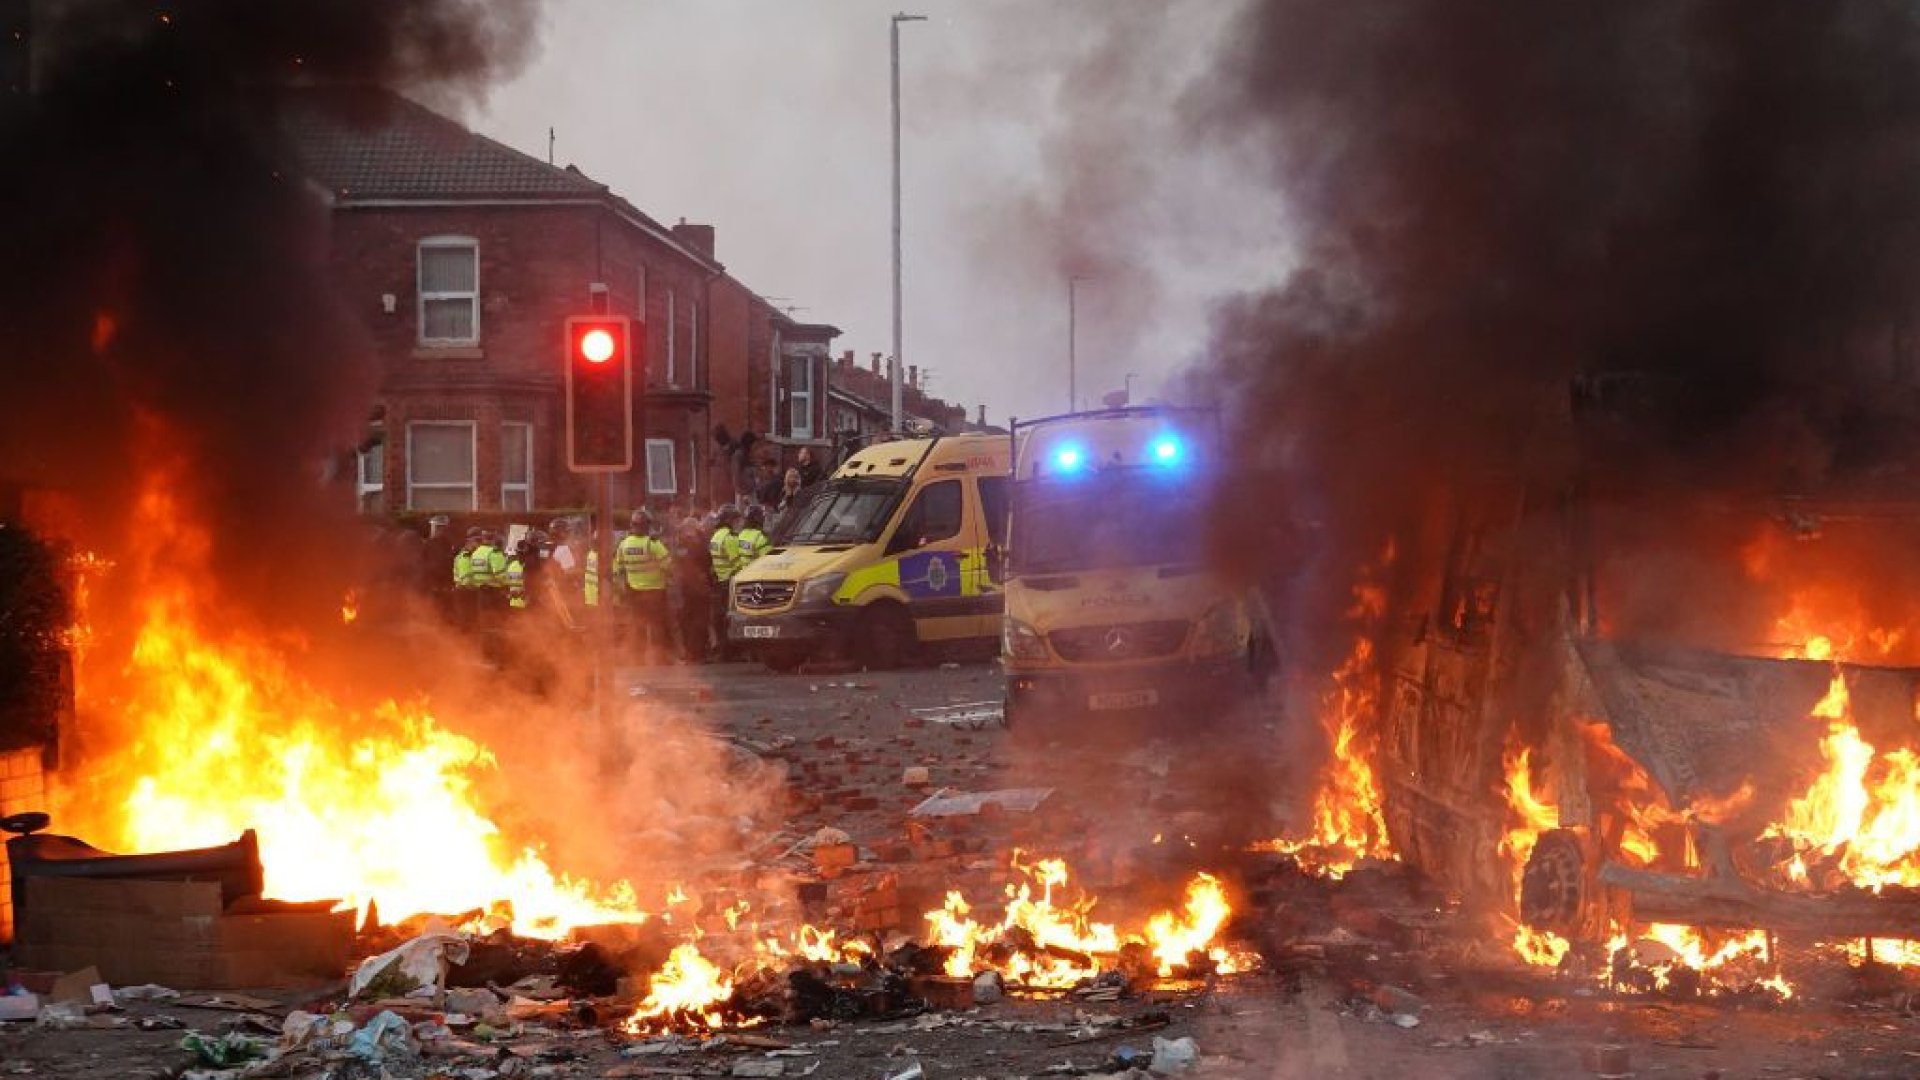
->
[1003,618,1049,662]
[1191,603,1244,655]
[797,573,847,607]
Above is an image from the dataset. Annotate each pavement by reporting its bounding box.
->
[7,657,1920,1078]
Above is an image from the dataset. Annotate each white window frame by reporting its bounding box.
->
[500,421,533,511]
[356,439,385,514]
[666,287,678,385]
[406,420,477,510]
[645,438,677,495]
[787,353,815,440]
[417,235,480,345]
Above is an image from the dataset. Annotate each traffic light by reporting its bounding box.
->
[564,315,635,472]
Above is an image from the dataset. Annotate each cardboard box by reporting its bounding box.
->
[16,877,353,989]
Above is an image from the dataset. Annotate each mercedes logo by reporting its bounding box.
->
[1104,627,1132,656]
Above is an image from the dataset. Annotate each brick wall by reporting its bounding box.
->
[328,202,719,513]
[0,746,49,944]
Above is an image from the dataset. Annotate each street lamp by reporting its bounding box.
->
[1067,274,1091,411]
[890,12,927,432]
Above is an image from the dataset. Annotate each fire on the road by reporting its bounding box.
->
[53,456,647,938]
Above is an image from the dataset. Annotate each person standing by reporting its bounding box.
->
[671,519,715,662]
[708,506,744,658]
[421,515,455,618]
[794,446,824,489]
[504,539,532,611]
[617,510,671,663]
[736,505,771,568]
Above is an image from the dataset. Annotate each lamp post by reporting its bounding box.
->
[890,12,926,432]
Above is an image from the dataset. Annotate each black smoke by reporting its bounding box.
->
[0,0,537,623]
[1193,1,1920,669]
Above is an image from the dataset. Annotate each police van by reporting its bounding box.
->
[727,434,1012,671]
[1001,408,1274,729]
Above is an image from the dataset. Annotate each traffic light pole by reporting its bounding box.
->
[597,474,615,736]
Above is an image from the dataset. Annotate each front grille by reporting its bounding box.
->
[1049,620,1190,663]
[734,580,796,612]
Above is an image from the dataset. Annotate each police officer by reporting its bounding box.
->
[709,506,743,583]
[708,506,744,659]
[618,510,672,663]
[736,505,771,567]
[453,527,484,630]
[504,539,532,611]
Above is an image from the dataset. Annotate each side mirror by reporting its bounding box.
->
[985,544,1007,584]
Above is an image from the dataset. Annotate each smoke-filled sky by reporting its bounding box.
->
[473,0,1289,425]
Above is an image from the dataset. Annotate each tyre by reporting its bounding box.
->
[854,602,916,670]
[1520,827,1603,941]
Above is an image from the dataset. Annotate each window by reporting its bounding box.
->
[666,287,678,385]
[501,422,532,512]
[978,475,1009,548]
[356,439,385,515]
[785,353,814,439]
[636,263,648,320]
[407,421,476,510]
[689,300,700,389]
[417,237,478,344]
[887,479,962,555]
[645,438,677,495]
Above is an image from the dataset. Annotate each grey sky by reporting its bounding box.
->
[473,0,1291,425]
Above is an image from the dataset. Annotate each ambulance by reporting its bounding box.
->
[1000,407,1273,729]
[727,434,1012,670]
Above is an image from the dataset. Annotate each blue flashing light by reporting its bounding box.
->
[1151,436,1182,463]
[1052,445,1085,472]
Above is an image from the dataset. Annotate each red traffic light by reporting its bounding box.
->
[579,327,615,364]
[563,315,636,473]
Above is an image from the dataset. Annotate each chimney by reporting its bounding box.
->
[908,365,919,389]
[840,349,854,369]
[870,352,883,375]
[977,404,986,426]
[670,218,716,261]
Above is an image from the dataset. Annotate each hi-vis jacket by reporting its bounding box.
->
[735,527,770,567]
[617,533,670,591]
[709,527,743,582]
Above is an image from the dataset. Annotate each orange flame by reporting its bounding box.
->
[54,447,643,938]
[922,855,1246,987]
[1258,576,1394,877]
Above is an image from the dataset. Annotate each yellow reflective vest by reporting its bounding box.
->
[468,544,496,588]
[736,527,770,567]
[585,548,600,607]
[454,549,474,588]
[709,527,742,582]
[617,533,669,591]
[505,558,528,609]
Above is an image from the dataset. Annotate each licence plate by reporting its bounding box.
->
[742,624,779,639]
[1089,689,1158,710]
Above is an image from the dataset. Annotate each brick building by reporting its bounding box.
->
[825,350,970,439]
[289,90,829,516]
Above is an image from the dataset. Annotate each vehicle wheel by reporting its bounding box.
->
[1520,827,1601,939]
[855,603,916,670]
[760,646,808,673]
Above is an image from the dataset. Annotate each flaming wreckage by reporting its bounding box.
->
[1375,375,1920,969]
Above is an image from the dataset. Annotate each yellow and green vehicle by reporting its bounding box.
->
[1001,407,1275,729]
[728,434,1012,671]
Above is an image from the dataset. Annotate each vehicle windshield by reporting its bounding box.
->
[1011,473,1208,574]
[777,478,907,545]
